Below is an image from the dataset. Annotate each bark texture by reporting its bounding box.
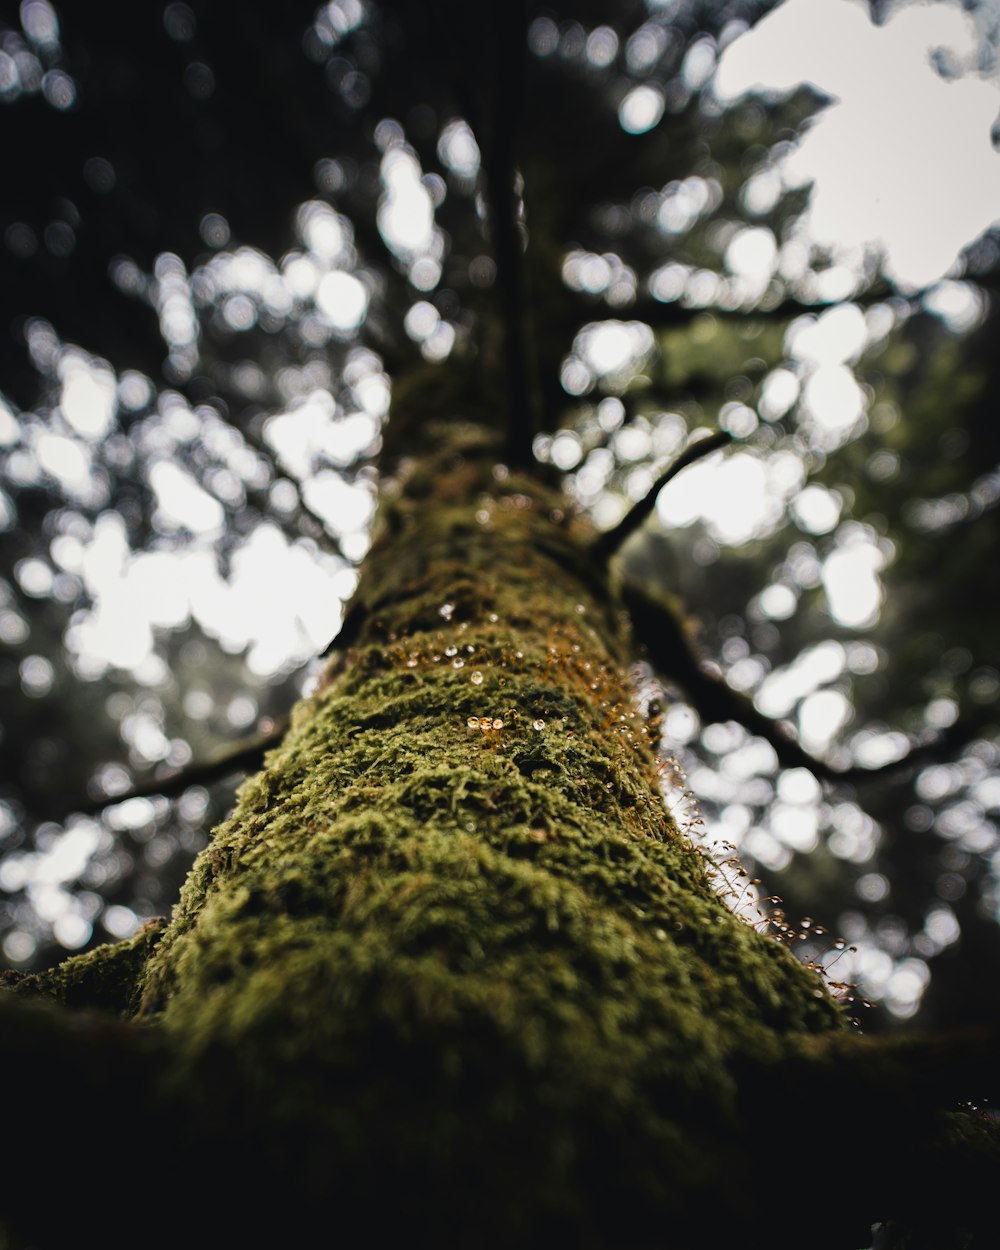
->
[125,424,843,1245]
[4,418,998,1248]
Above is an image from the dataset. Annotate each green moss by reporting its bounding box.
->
[0,918,166,1015]
[129,450,845,1243]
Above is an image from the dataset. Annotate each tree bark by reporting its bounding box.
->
[2,400,995,1249]
[138,414,845,1243]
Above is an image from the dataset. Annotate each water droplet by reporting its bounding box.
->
[406,658,418,668]
[492,718,504,730]
[467,716,479,729]
[470,672,484,686]
[488,613,498,623]
[466,644,475,653]
[475,510,490,525]
[515,651,524,659]
[445,646,458,657]
[533,718,545,731]
[479,717,492,730]
[439,602,455,620]
[453,657,465,669]
[575,603,586,614]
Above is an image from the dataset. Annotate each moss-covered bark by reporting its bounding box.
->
[6,416,994,1249]
[111,426,843,1245]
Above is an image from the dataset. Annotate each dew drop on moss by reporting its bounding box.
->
[470,672,484,686]
[532,718,545,731]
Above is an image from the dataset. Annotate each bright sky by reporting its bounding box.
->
[714,0,1000,290]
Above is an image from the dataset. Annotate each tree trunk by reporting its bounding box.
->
[3,397,994,1250]
[133,410,843,1242]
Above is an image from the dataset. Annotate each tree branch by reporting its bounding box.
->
[626,284,904,331]
[1,918,167,1013]
[483,3,537,469]
[65,721,288,820]
[592,430,733,564]
[623,578,995,787]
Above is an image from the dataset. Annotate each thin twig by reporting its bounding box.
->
[66,721,289,819]
[592,430,733,564]
[625,288,902,330]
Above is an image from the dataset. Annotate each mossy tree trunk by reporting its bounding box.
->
[2,395,996,1250]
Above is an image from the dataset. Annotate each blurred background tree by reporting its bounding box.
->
[0,0,998,1036]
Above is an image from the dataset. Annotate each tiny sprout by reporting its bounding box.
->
[532,718,545,731]
[479,717,492,730]
[470,671,484,685]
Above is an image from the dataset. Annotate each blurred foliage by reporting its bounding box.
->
[0,0,998,1035]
